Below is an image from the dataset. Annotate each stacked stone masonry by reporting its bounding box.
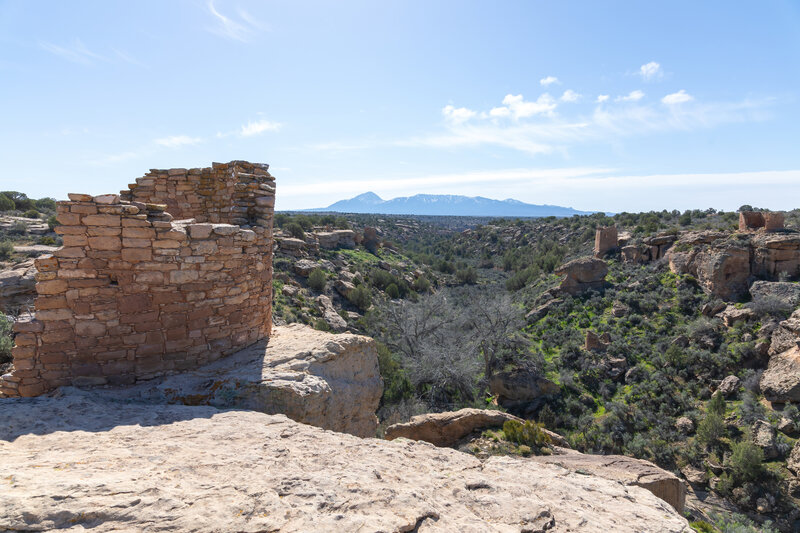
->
[0,161,275,398]
[739,210,785,232]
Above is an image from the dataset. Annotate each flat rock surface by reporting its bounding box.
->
[0,394,690,532]
[530,453,686,514]
[102,324,382,437]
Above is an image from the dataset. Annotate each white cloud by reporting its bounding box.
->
[442,105,476,123]
[540,76,560,86]
[493,93,558,120]
[489,106,511,118]
[154,135,202,148]
[596,94,610,103]
[240,119,282,136]
[207,1,266,42]
[639,61,663,81]
[662,89,693,105]
[616,90,645,102]
[40,39,105,65]
[560,90,581,103]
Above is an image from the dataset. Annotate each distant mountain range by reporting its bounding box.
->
[305,192,595,217]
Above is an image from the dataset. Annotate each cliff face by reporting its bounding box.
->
[0,394,691,532]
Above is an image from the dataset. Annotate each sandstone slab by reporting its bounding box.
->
[531,453,687,514]
[0,394,691,532]
[105,324,382,437]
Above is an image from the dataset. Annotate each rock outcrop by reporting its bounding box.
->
[102,324,382,437]
[750,280,800,310]
[658,229,800,301]
[488,370,559,411]
[554,257,608,295]
[0,394,691,532]
[385,408,569,448]
[531,453,687,514]
[315,229,356,249]
[761,345,800,403]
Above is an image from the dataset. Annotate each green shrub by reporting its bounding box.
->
[376,342,413,404]
[8,221,27,235]
[0,193,14,212]
[455,267,478,285]
[412,276,430,293]
[23,209,40,219]
[502,420,552,448]
[347,284,372,312]
[47,214,58,230]
[385,283,400,299]
[307,268,327,292]
[707,392,726,416]
[727,438,764,483]
[285,222,305,239]
[696,413,725,448]
[313,318,331,332]
[0,315,12,364]
[34,198,56,211]
[0,240,12,260]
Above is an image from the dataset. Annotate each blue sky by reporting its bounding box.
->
[1,1,799,212]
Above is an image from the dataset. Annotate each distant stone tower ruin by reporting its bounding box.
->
[0,161,275,398]
[739,211,785,232]
[594,225,618,258]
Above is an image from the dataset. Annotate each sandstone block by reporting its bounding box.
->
[67,193,93,202]
[83,214,121,227]
[88,236,121,251]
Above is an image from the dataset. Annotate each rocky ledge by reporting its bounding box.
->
[0,394,690,532]
[100,323,382,437]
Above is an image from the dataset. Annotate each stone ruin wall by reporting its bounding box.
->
[0,161,275,398]
[594,225,618,258]
[739,210,785,232]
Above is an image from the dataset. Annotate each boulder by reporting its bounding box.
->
[103,324,382,437]
[716,375,741,397]
[621,245,643,264]
[781,308,800,334]
[778,417,799,438]
[752,419,779,459]
[316,294,347,332]
[292,259,319,276]
[385,408,569,448]
[334,279,356,298]
[489,370,559,410]
[761,345,800,403]
[531,453,686,514]
[676,417,694,434]
[526,298,562,323]
[718,305,754,327]
[0,395,691,532]
[749,280,800,311]
[789,440,800,475]
[555,257,608,295]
